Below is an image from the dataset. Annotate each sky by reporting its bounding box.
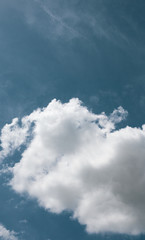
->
[0,0,145,239]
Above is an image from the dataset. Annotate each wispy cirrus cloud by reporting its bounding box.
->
[1,0,143,52]
[41,4,86,40]
[22,0,132,48]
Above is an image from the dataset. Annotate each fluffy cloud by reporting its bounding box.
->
[0,224,18,240]
[0,117,32,161]
[1,98,145,235]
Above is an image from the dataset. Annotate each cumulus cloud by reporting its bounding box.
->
[0,224,18,240]
[0,116,33,161]
[1,98,145,235]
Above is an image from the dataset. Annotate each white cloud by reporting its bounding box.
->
[1,98,145,234]
[0,116,32,161]
[0,224,18,240]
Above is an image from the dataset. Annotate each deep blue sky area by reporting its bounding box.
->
[0,0,145,240]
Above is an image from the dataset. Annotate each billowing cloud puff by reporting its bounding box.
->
[0,224,18,240]
[1,98,145,235]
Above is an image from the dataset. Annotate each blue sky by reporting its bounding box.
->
[0,0,145,240]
